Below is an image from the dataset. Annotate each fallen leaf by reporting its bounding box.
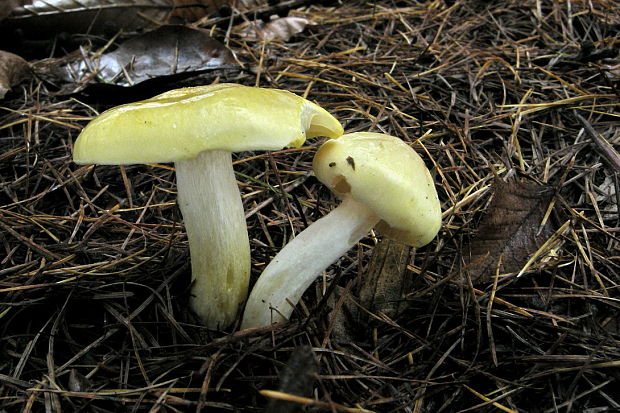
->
[328,238,412,342]
[464,179,555,282]
[0,0,30,19]
[64,25,237,88]
[2,0,230,34]
[236,16,316,42]
[357,238,412,323]
[265,346,317,413]
[68,369,91,392]
[169,0,231,21]
[0,50,32,98]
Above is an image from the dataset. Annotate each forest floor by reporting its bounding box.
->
[1,0,619,412]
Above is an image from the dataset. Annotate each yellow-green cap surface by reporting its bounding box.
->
[74,84,343,164]
[313,132,441,247]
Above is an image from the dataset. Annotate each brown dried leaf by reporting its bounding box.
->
[0,50,32,99]
[68,369,92,392]
[169,0,231,21]
[64,25,237,88]
[357,238,412,323]
[0,0,31,19]
[236,16,316,42]
[3,0,230,34]
[328,238,412,342]
[265,346,317,413]
[464,179,554,283]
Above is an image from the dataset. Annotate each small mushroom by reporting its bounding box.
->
[73,83,343,329]
[241,132,441,329]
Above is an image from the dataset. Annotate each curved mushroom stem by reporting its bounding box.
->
[175,150,251,329]
[241,195,380,329]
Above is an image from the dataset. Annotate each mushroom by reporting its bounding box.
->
[73,83,343,329]
[241,132,441,329]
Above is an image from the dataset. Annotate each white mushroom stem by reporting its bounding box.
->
[175,150,251,329]
[241,195,380,329]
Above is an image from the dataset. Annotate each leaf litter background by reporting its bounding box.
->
[1,0,619,411]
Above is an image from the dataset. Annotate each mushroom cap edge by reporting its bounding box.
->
[313,132,442,247]
[73,83,343,165]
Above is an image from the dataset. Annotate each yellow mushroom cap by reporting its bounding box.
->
[73,83,343,165]
[313,132,441,247]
